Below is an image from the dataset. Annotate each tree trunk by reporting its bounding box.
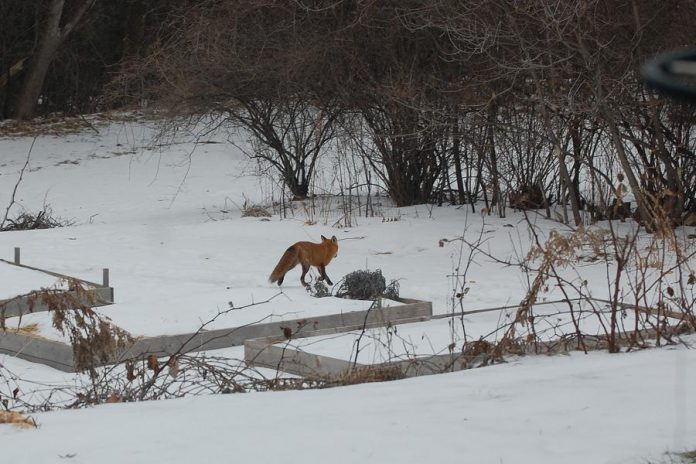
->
[601,106,654,231]
[556,143,583,227]
[122,0,147,58]
[486,103,503,217]
[14,0,93,120]
[451,115,466,205]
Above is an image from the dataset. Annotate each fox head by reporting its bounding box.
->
[321,235,339,258]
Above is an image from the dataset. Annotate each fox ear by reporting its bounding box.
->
[331,235,337,243]
[321,235,327,241]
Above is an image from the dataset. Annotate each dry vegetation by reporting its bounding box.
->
[0,410,35,428]
[0,114,105,137]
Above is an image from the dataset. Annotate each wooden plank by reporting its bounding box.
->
[0,331,75,372]
[592,298,692,322]
[245,339,361,378]
[429,297,588,320]
[244,340,487,379]
[0,257,106,289]
[244,340,474,379]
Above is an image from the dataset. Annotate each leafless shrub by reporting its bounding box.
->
[1,206,73,231]
[509,184,546,211]
[511,208,696,353]
[227,98,342,201]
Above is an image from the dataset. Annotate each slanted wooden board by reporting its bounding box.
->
[245,338,360,377]
[245,338,472,378]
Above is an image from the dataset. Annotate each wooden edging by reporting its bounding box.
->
[0,254,109,290]
[1,297,432,372]
[245,339,362,377]
[0,250,115,371]
[117,298,432,361]
[243,320,696,381]
[0,331,75,371]
[0,252,114,319]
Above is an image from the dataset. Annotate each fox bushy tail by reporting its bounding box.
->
[269,245,298,284]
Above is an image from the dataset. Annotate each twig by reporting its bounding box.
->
[1,136,36,229]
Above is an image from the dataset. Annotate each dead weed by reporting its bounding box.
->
[0,410,35,428]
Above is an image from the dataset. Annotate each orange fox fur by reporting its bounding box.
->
[269,235,339,286]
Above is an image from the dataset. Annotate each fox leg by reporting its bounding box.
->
[319,265,333,286]
[300,262,311,286]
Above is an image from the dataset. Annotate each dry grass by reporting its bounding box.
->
[241,204,271,218]
[326,365,404,386]
[253,365,404,392]
[0,110,154,137]
[13,322,40,336]
[0,115,97,137]
[0,410,35,428]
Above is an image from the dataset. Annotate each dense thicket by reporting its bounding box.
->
[3,0,696,227]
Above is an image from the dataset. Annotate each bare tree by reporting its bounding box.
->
[14,0,96,119]
[228,97,341,200]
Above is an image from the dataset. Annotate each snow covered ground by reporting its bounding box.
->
[0,261,68,299]
[1,342,695,464]
[0,116,695,462]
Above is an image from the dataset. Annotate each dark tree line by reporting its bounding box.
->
[0,0,173,119]
[3,0,696,229]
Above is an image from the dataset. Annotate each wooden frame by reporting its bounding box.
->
[0,249,114,370]
[244,298,693,380]
[2,254,433,374]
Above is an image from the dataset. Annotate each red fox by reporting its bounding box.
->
[269,235,339,286]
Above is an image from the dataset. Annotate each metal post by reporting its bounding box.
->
[102,268,110,287]
[14,247,20,264]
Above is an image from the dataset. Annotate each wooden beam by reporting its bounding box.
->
[0,331,75,372]
[245,339,361,378]
[0,256,106,289]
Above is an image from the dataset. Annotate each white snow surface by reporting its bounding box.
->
[1,345,695,464]
[0,117,695,462]
[0,261,67,299]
